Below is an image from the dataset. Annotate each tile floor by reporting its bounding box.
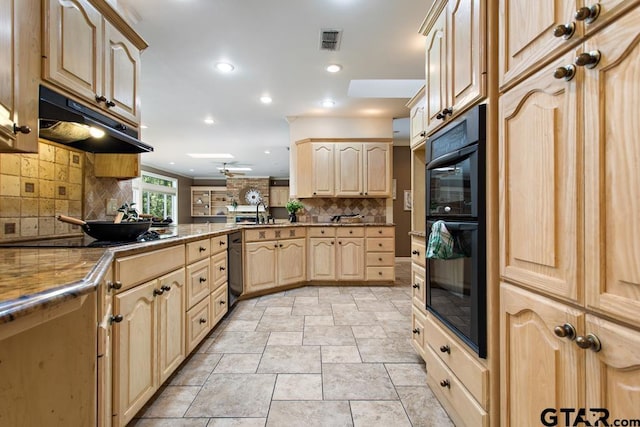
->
[129,260,454,427]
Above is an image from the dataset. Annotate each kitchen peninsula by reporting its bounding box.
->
[0,221,395,427]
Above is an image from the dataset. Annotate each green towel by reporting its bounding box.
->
[426,220,462,260]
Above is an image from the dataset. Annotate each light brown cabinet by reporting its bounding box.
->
[307,227,366,281]
[93,153,141,178]
[43,0,146,126]
[269,186,290,207]
[422,0,486,134]
[406,86,427,148]
[295,139,393,198]
[0,0,40,153]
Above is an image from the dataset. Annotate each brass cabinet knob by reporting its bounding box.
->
[105,100,116,108]
[108,280,123,291]
[553,323,577,340]
[440,345,451,354]
[440,379,450,388]
[13,123,31,134]
[110,314,123,324]
[574,50,601,69]
[553,22,576,39]
[574,4,600,23]
[219,240,226,246]
[219,266,226,271]
[575,333,602,352]
[412,328,420,334]
[553,65,576,81]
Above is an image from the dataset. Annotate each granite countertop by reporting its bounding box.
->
[409,231,427,238]
[0,222,395,324]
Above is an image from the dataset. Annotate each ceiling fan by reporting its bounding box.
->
[219,162,246,178]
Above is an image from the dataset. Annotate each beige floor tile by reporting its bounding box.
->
[303,325,356,346]
[272,373,323,400]
[263,306,292,316]
[206,418,266,427]
[350,400,412,427]
[169,353,222,385]
[185,374,276,417]
[396,386,455,427]
[294,296,319,305]
[267,331,303,346]
[291,303,333,316]
[304,315,334,326]
[321,345,362,363]
[266,401,353,427]
[137,386,200,418]
[254,296,295,307]
[224,319,259,331]
[213,353,261,373]
[351,325,387,339]
[384,363,428,386]
[256,315,305,332]
[357,338,423,363]
[318,294,356,305]
[284,287,319,297]
[257,345,321,373]
[322,363,397,400]
[206,331,269,354]
[333,311,380,326]
[129,418,209,427]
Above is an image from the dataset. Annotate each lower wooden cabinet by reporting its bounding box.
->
[211,284,228,326]
[245,237,306,294]
[112,268,185,427]
[186,296,211,353]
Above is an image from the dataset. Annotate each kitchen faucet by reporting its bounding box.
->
[256,200,267,224]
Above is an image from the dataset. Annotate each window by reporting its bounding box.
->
[132,171,178,222]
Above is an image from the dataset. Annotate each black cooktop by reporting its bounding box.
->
[0,230,179,248]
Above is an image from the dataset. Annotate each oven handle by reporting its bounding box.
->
[428,220,477,232]
[426,144,477,170]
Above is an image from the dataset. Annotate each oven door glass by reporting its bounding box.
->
[426,144,478,218]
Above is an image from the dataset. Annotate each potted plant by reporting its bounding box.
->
[285,199,304,223]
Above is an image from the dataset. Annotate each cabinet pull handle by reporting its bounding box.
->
[412,328,420,334]
[338,241,342,245]
[378,230,382,234]
[552,22,575,39]
[107,280,123,291]
[412,250,419,255]
[199,277,207,283]
[199,318,207,324]
[575,333,602,352]
[13,123,32,134]
[440,379,450,388]
[110,314,123,324]
[436,107,453,120]
[553,323,577,340]
[378,257,383,261]
[199,246,207,252]
[574,4,600,23]
[320,230,324,234]
[331,241,335,245]
[378,271,382,275]
[574,50,601,69]
[95,95,107,103]
[378,243,382,247]
[553,65,576,81]
[313,192,317,195]
[440,345,451,354]
[219,240,226,246]
[279,244,283,248]
[153,288,164,296]
[105,100,116,108]
[220,300,226,305]
[349,230,353,234]
[420,131,426,137]
[161,285,171,292]
[412,283,420,289]
[219,266,226,271]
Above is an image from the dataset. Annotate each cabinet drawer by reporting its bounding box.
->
[411,264,426,309]
[366,252,395,266]
[211,251,228,290]
[337,227,364,237]
[186,259,210,309]
[366,266,395,281]
[186,238,211,263]
[115,245,185,291]
[366,226,394,237]
[210,284,228,327]
[424,315,488,406]
[210,234,228,255]
[307,227,336,237]
[366,237,394,252]
[424,344,488,427]
[186,297,210,353]
[411,238,426,267]
[411,308,427,358]
[245,227,306,242]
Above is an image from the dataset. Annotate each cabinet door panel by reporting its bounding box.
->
[211,251,228,290]
[312,143,334,196]
[499,53,580,302]
[308,238,336,281]
[500,284,585,427]
[585,315,640,422]
[337,238,365,280]
[364,143,391,196]
[584,7,640,324]
[45,0,103,101]
[113,281,157,427]
[412,264,426,309]
[425,7,448,134]
[335,143,363,196]
[157,269,185,384]
[499,0,578,88]
[245,241,277,292]
[278,238,306,285]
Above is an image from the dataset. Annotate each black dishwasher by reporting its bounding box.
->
[228,231,243,307]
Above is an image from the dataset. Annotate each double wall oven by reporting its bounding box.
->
[425,104,487,358]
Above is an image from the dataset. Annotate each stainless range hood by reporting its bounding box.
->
[38,86,153,154]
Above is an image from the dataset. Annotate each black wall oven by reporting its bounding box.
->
[426,104,486,358]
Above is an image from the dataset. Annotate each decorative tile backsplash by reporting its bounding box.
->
[298,198,387,223]
[0,141,133,241]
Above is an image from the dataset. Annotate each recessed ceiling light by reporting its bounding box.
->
[264,150,271,154]
[204,118,214,125]
[189,169,195,172]
[326,64,342,73]
[260,96,272,104]
[216,62,234,72]
[169,162,175,165]
[322,99,335,108]
[187,153,234,159]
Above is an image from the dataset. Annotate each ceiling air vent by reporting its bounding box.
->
[320,29,342,51]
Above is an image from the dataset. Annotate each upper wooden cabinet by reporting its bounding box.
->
[406,86,427,147]
[93,153,141,178]
[421,0,486,134]
[296,139,393,198]
[269,186,289,207]
[43,0,147,126]
[0,0,40,153]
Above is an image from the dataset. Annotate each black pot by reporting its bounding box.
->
[57,215,151,241]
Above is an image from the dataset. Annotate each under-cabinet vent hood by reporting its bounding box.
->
[38,86,153,154]
[320,29,342,51]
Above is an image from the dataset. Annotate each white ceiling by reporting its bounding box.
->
[116,0,431,179]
